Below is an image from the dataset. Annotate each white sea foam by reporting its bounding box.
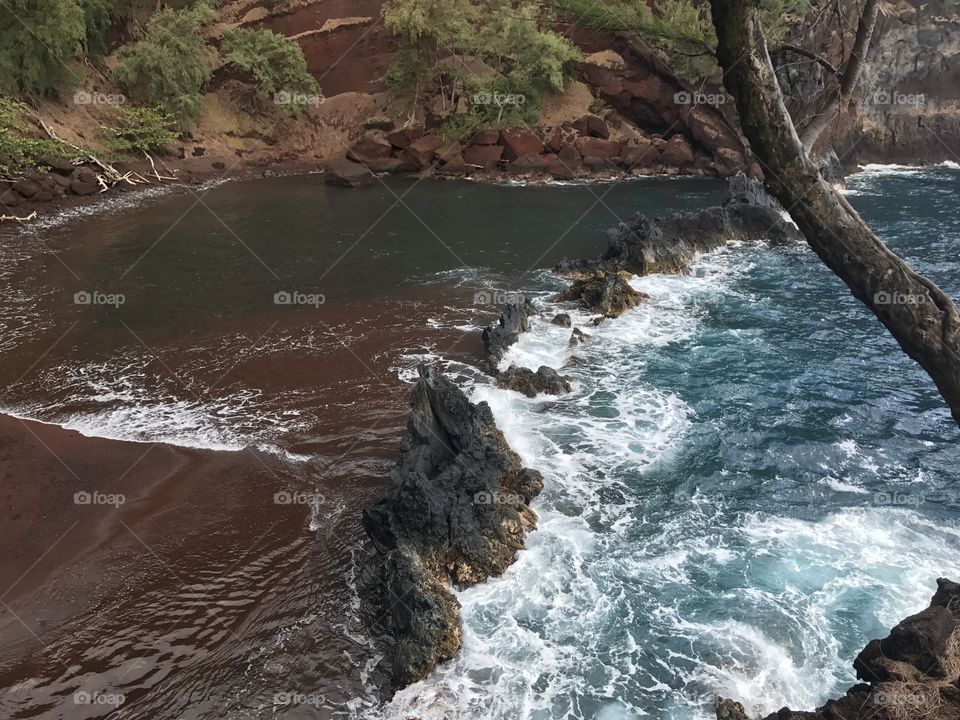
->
[853,163,926,176]
[7,353,316,453]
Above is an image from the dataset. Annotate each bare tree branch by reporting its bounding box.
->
[774,42,839,75]
[797,0,881,151]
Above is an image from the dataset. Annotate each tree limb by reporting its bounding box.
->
[710,0,960,427]
[774,42,839,75]
[797,0,881,151]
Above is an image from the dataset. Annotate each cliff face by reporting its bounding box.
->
[263,0,959,174]
[773,0,960,166]
[857,1,960,163]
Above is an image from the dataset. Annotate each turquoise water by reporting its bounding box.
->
[378,164,960,719]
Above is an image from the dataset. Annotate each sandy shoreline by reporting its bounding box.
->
[0,412,300,662]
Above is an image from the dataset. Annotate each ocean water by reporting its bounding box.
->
[1,166,958,720]
[376,164,960,719]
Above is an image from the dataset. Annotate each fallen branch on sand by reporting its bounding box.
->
[1,211,38,223]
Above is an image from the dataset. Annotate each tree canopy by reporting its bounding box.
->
[112,2,215,129]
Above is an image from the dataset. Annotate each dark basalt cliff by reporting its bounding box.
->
[717,578,960,720]
[361,365,544,686]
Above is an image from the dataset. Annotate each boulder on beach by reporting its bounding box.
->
[323,158,374,188]
[361,365,544,686]
[496,365,572,398]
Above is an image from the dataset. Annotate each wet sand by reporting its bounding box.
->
[0,413,273,655]
[0,410,393,719]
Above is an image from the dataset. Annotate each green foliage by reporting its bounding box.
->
[552,0,810,80]
[0,98,66,177]
[383,0,581,137]
[383,0,479,50]
[79,0,140,57]
[0,0,86,95]
[112,2,214,129]
[477,1,581,99]
[220,28,319,99]
[99,105,178,153]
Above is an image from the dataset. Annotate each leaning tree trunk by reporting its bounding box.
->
[710,0,960,427]
[797,0,881,152]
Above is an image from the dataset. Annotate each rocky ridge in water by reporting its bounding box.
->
[555,173,803,278]
[717,578,960,720]
[361,365,544,686]
[480,297,539,367]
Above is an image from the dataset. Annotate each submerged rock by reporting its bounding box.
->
[714,699,750,720]
[496,365,572,398]
[569,328,590,346]
[362,365,543,687]
[556,173,803,277]
[717,577,960,720]
[556,271,647,318]
[481,297,538,364]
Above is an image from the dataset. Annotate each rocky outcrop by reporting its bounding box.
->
[551,313,572,327]
[481,297,538,365]
[496,365,572,398]
[717,577,960,720]
[556,174,803,278]
[362,365,544,686]
[556,271,647,318]
[714,699,750,720]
